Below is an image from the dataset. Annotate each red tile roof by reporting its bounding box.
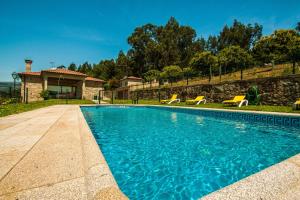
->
[121,76,143,81]
[19,69,104,83]
[86,77,105,82]
[42,68,87,76]
[18,72,41,76]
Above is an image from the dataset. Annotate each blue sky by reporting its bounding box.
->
[0,0,299,81]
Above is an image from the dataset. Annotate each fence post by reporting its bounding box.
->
[25,88,28,104]
[98,90,101,104]
[158,88,161,102]
[66,93,68,104]
[9,87,12,98]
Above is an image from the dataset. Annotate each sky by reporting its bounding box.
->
[0,0,299,81]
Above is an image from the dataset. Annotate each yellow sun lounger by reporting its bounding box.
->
[293,98,300,110]
[186,96,206,105]
[223,95,248,107]
[161,94,180,104]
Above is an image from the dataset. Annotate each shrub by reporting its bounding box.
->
[0,98,18,105]
[40,90,49,100]
[281,68,292,76]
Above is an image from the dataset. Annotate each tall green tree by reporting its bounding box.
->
[190,51,217,82]
[78,62,92,75]
[206,35,219,54]
[156,17,196,67]
[218,19,262,50]
[116,50,130,77]
[193,37,206,53]
[127,23,158,75]
[92,59,121,80]
[219,46,252,80]
[160,65,182,86]
[68,63,77,71]
[296,22,300,32]
[127,17,197,75]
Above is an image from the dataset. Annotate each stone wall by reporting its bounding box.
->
[130,75,300,106]
[84,81,103,101]
[21,76,43,102]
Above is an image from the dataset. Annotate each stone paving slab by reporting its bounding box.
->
[0,105,126,200]
[0,177,87,200]
[0,106,66,180]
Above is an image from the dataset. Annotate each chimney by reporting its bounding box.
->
[25,59,33,72]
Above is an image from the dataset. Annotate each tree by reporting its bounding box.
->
[176,24,197,66]
[143,70,160,88]
[116,50,130,77]
[218,46,252,80]
[107,78,119,104]
[127,23,158,75]
[271,30,298,63]
[182,67,196,85]
[127,17,197,74]
[206,35,219,54]
[78,62,92,75]
[252,35,277,68]
[108,78,119,90]
[190,51,217,82]
[160,65,182,86]
[92,59,121,81]
[218,19,262,50]
[287,35,300,74]
[57,65,66,69]
[68,63,77,71]
[217,54,226,81]
[193,37,206,53]
[296,22,300,32]
[253,29,299,66]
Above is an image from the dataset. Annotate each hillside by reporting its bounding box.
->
[164,63,299,87]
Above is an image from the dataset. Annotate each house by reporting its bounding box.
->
[116,76,143,99]
[18,60,105,102]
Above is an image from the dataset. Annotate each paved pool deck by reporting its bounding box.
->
[0,105,127,200]
[0,104,299,199]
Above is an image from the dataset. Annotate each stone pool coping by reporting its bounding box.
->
[0,105,127,200]
[201,154,300,200]
[83,104,300,199]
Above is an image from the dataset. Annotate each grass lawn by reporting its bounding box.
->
[106,99,300,114]
[0,99,94,117]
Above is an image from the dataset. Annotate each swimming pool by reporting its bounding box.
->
[81,106,300,200]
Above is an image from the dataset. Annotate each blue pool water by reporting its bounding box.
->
[81,106,300,200]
